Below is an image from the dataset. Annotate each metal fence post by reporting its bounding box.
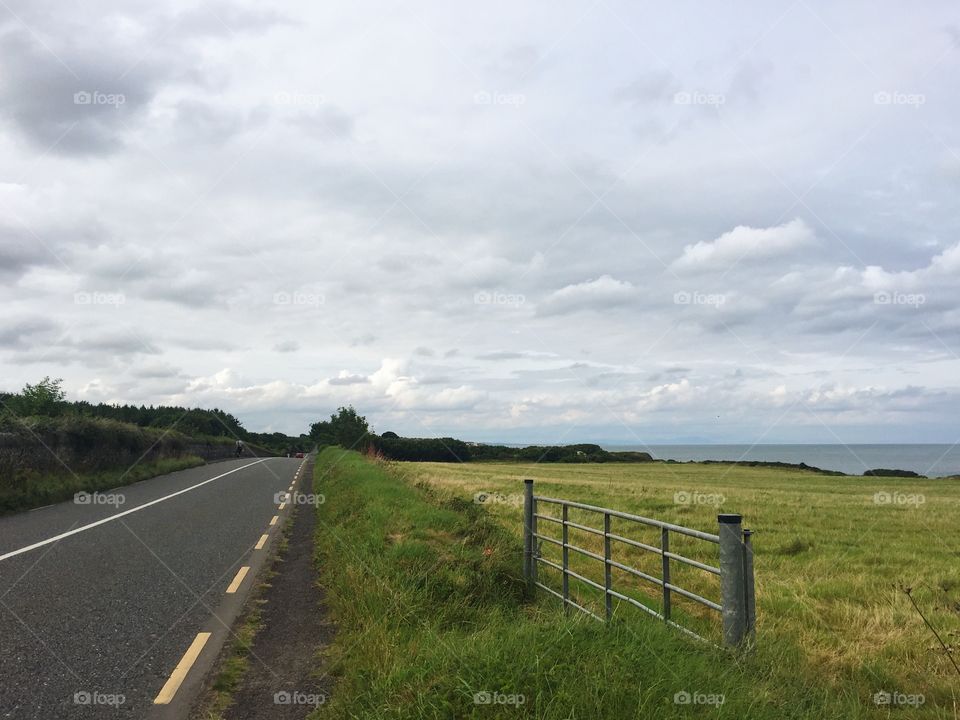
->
[718,513,746,647]
[743,529,756,644]
[561,504,570,614]
[661,528,671,622]
[531,494,538,588]
[523,479,535,597]
[603,512,613,620]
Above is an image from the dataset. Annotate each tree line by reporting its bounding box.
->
[1,377,306,453]
[308,405,652,463]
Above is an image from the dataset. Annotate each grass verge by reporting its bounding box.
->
[0,455,206,514]
[310,447,904,719]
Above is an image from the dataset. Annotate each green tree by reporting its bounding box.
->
[309,419,336,446]
[17,376,66,416]
[312,406,370,449]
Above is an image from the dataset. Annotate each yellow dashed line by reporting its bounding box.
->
[278,502,287,510]
[255,534,269,550]
[153,632,211,704]
[226,566,250,594]
[270,515,278,526]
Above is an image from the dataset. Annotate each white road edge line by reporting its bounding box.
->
[0,459,270,563]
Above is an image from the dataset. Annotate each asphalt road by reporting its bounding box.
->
[0,456,306,719]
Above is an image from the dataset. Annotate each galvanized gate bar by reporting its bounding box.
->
[561,504,569,615]
[522,480,754,648]
[540,520,721,574]
[661,528,671,622]
[603,513,612,620]
[535,495,721,543]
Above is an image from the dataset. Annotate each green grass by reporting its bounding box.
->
[0,456,206,513]
[310,448,949,719]
[413,460,960,717]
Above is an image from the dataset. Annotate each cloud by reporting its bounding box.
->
[616,71,676,105]
[0,317,60,349]
[1,3,959,443]
[476,351,558,361]
[0,32,163,155]
[0,228,58,279]
[68,332,159,356]
[537,276,636,316]
[672,219,816,270]
[131,362,183,379]
[273,340,300,353]
[139,271,224,308]
[327,372,367,386]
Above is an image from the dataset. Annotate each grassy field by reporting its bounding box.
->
[411,459,960,716]
[311,448,958,718]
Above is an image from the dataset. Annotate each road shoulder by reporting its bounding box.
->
[191,459,333,719]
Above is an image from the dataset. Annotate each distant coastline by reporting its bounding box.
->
[601,443,960,478]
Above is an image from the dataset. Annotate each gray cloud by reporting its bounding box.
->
[0,229,56,279]
[0,2,958,443]
[0,32,163,155]
[0,317,60,349]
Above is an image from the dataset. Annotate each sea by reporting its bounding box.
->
[601,444,960,478]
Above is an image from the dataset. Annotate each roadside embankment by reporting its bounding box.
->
[0,415,245,512]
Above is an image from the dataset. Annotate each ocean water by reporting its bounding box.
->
[603,444,960,478]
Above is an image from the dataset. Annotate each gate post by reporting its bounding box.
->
[523,479,535,598]
[718,513,747,647]
[743,528,756,644]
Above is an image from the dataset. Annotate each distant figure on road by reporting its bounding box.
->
[235,440,244,458]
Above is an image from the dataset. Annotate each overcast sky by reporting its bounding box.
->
[2,1,959,444]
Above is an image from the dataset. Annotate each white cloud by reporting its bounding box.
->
[672,219,815,270]
[537,275,636,316]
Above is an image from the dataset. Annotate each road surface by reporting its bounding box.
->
[0,456,307,719]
